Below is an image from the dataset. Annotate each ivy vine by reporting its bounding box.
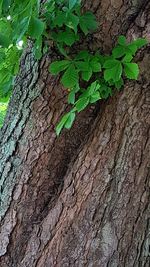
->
[0,0,147,133]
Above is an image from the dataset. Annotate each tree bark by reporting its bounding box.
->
[0,1,150,266]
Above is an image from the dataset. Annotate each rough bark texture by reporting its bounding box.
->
[0,1,150,266]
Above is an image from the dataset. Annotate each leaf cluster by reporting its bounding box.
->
[44,0,97,56]
[49,35,147,135]
[0,0,46,99]
[0,0,148,132]
[0,0,97,99]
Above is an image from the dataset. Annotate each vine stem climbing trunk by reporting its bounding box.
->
[0,1,150,266]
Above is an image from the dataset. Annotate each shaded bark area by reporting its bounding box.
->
[0,1,150,267]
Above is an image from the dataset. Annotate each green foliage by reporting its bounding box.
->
[69,0,79,10]
[104,59,122,82]
[49,34,147,135]
[0,0,148,131]
[79,12,97,35]
[61,64,79,88]
[0,46,20,98]
[124,63,139,79]
[56,110,76,135]
[28,17,45,39]
[0,0,44,127]
[0,101,8,128]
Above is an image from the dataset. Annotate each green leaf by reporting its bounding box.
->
[57,30,78,46]
[0,78,13,97]
[73,84,81,93]
[99,84,112,99]
[90,58,101,72]
[13,17,30,42]
[132,38,148,49]
[66,13,79,33]
[0,0,3,15]
[49,60,71,75]
[127,44,137,55]
[112,46,126,58]
[86,81,100,96]
[115,78,124,90]
[81,68,92,81]
[0,49,5,61]
[61,64,79,88]
[79,12,97,35]
[57,43,68,58]
[69,0,78,9]
[103,59,118,69]
[0,93,10,103]
[75,61,89,71]
[90,91,101,103]
[53,11,67,27]
[44,0,55,13]
[65,112,76,129]
[75,50,90,60]
[0,33,11,47]
[56,111,76,135]
[0,68,11,84]
[2,0,11,13]
[68,91,75,104]
[124,63,139,79]
[0,19,12,47]
[28,17,45,39]
[118,35,126,46]
[0,102,8,128]
[75,97,89,112]
[34,36,42,59]
[56,113,70,136]
[104,59,122,82]
[122,54,133,63]
[95,53,106,65]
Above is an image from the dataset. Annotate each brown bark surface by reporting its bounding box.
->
[0,1,150,266]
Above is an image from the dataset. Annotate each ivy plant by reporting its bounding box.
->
[0,0,148,133]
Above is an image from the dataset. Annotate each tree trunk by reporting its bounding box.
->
[0,1,150,266]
